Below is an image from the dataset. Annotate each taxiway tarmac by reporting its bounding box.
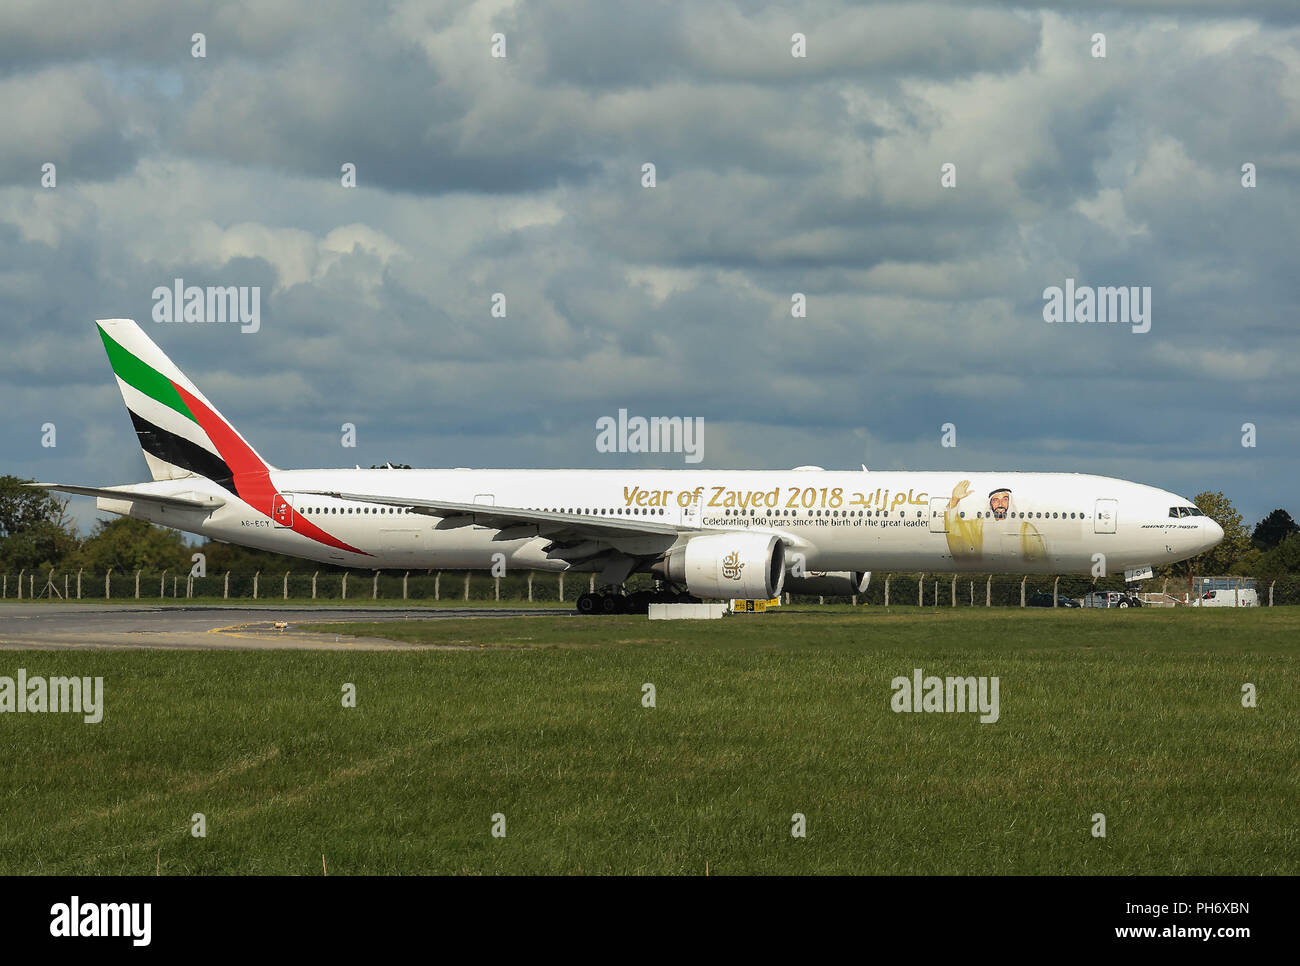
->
[0,603,565,651]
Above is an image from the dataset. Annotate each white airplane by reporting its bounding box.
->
[35,319,1223,613]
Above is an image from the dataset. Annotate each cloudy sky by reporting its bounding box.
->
[2,0,1297,535]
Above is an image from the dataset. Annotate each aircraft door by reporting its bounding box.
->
[272,492,295,529]
[680,493,700,528]
[1095,499,1117,534]
[928,497,948,533]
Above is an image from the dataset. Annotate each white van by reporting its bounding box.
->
[1192,588,1259,607]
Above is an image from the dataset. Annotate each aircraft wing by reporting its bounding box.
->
[294,490,701,539]
[294,489,724,581]
[28,483,226,510]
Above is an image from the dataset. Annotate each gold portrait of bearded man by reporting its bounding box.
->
[944,480,1046,562]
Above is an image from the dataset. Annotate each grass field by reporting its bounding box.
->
[1,607,1296,875]
[0,596,573,608]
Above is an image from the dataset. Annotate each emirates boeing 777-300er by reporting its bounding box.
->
[34,319,1223,613]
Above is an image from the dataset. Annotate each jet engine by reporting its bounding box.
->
[653,533,786,600]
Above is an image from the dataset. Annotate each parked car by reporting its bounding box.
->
[1079,590,1142,608]
[1028,591,1081,608]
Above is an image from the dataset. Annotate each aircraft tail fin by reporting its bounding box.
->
[95,319,275,494]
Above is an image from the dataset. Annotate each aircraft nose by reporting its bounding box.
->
[1203,518,1224,551]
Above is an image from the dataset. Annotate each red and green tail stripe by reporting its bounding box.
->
[99,323,367,556]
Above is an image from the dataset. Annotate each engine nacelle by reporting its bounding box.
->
[654,533,786,600]
[783,571,871,596]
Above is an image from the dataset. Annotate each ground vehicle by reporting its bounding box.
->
[1192,589,1259,607]
[1189,577,1259,607]
[1079,590,1143,608]
[1028,591,1080,607]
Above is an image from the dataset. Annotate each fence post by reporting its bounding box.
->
[1269,580,1275,607]
[135,570,141,599]
[435,571,441,600]
[105,568,112,599]
[284,571,290,600]
[1020,576,1027,608]
[160,570,167,598]
[341,573,347,600]
[2,574,5,599]
[884,574,890,607]
[852,594,857,606]
[224,571,230,599]
[986,575,991,607]
[969,581,973,606]
[187,574,193,598]
[527,572,533,602]
[495,577,500,601]
[933,580,938,607]
[373,572,379,599]
[950,575,956,607]
[463,572,470,601]
[558,572,563,602]
[172,575,178,597]
[64,573,68,599]
[818,595,824,605]
[589,574,595,593]
[253,571,260,600]
[403,571,408,600]
[1053,576,1060,607]
[312,572,318,599]
[917,573,924,607]
[17,569,23,600]
[77,569,82,599]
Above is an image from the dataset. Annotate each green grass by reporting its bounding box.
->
[0,596,572,608]
[1,608,1296,874]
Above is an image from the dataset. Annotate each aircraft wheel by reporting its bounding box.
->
[600,593,623,614]
[1118,600,1129,608]
[576,592,598,614]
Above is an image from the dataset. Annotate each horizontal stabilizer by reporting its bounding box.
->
[29,483,226,510]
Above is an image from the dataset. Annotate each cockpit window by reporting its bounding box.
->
[1169,506,1205,518]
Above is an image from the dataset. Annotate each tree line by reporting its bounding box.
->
[0,476,315,577]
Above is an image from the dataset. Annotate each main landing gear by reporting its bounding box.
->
[575,587,701,615]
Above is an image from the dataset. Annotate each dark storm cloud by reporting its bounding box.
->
[0,65,142,186]
[974,0,1300,25]
[520,1,1041,87]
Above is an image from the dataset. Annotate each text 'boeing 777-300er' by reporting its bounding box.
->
[34,319,1223,613]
